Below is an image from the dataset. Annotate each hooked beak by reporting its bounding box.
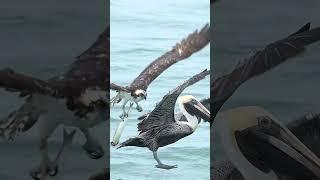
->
[185,100,210,122]
[253,125,320,177]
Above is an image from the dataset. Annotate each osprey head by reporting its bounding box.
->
[131,89,147,101]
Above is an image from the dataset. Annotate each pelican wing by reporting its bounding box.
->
[211,160,243,180]
[287,112,320,157]
[138,69,210,133]
[128,24,210,91]
[212,23,320,123]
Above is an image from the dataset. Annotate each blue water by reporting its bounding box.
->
[212,0,320,162]
[0,1,105,179]
[110,0,210,179]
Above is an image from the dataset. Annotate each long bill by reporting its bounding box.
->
[186,100,211,122]
[254,125,320,178]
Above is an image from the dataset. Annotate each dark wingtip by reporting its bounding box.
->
[288,22,312,37]
[1,68,15,74]
[305,22,311,30]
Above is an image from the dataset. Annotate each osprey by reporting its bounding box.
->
[110,24,210,120]
[118,69,210,169]
[0,27,109,179]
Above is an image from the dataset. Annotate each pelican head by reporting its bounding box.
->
[219,106,320,180]
[132,89,147,101]
[178,95,210,123]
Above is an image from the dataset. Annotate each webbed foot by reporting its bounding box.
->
[155,164,178,170]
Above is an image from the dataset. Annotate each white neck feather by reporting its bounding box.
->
[217,117,278,180]
[178,99,199,131]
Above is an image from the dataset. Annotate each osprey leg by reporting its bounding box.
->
[119,100,130,119]
[30,138,58,180]
[52,128,77,166]
[80,128,104,159]
[135,101,143,112]
[30,121,58,180]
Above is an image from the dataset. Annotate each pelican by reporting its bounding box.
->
[212,111,320,180]
[214,106,320,180]
[211,22,320,125]
[117,69,210,169]
[0,27,108,179]
[110,24,210,120]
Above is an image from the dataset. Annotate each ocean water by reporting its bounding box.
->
[110,0,210,179]
[212,0,320,162]
[0,1,105,179]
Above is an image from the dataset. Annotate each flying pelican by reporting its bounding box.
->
[117,69,210,169]
[212,112,320,180]
[110,24,210,120]
[0,27,108,179]
[211,22,320,125]
[215,106,320,180]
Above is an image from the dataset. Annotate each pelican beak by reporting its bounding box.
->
[252,123,320,178]
[185,100,210,122]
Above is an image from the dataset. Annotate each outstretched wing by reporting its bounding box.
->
[138,69,210,133]
[110,83,130,92]
[212,23,320,124]
[129,24,210,91]
[77,27,108,59]
[0,28,109,98]
[49,27,109,93]
[0,68,57,96]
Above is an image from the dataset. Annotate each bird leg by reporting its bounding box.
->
[30,128,76,180]
[80,128,104,159]
[153,151,177,170]
[119,100,131,119]
[135,101,143,112]
[52,128,76,167]
[30,138,57,180]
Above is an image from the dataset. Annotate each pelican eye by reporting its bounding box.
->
[190,99,197,104]
[257,116,272,128]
